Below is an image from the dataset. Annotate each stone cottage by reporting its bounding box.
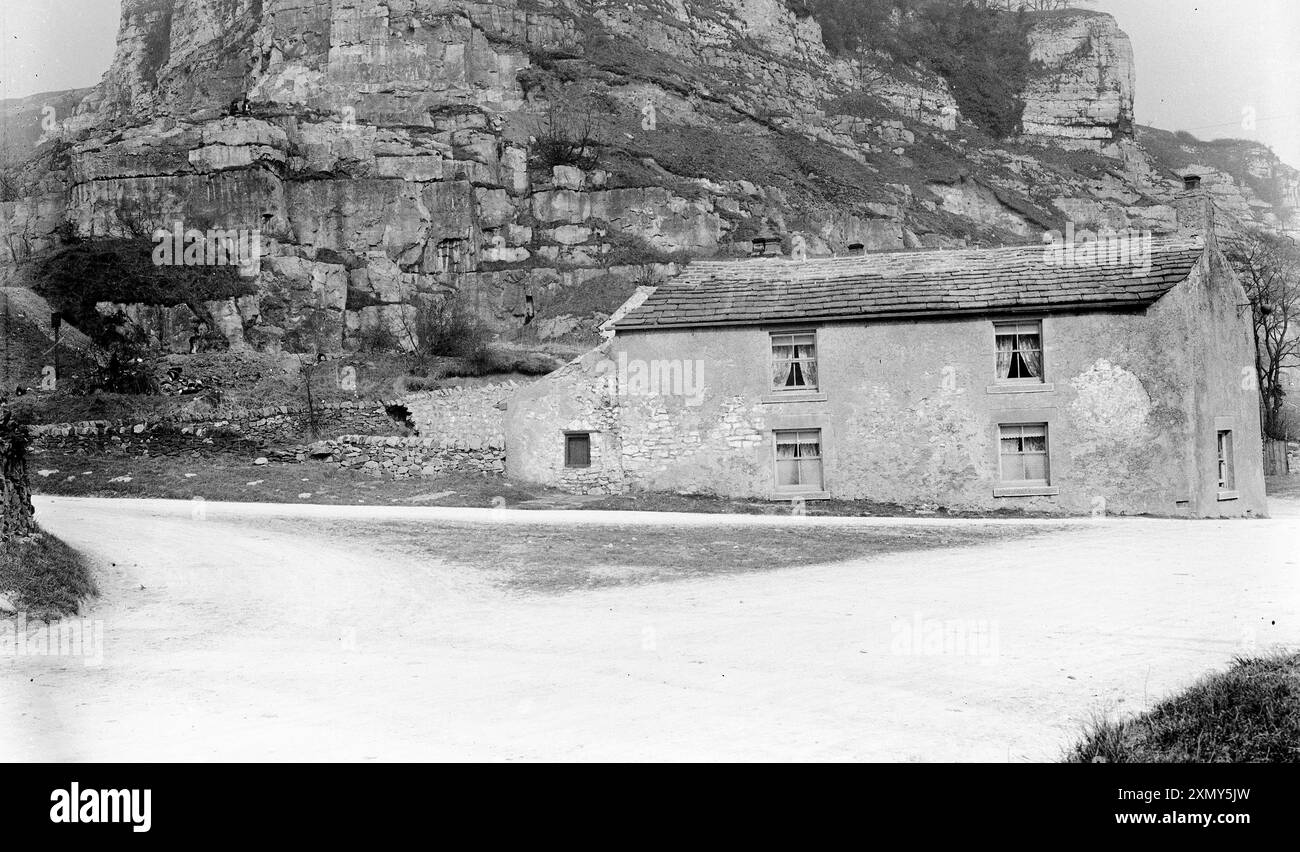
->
[506,235,1266,517]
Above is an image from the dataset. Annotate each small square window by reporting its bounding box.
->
[1217,430,1234,489]
[994,320,1043,382]
[565,432,591,468]
[774,429,823,491]
[998,423,1050,485]
[771,331,818,391]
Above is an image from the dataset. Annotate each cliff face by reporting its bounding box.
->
[1022,10,1134,152]
[0,0,1294,356]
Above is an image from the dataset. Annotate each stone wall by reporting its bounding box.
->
[314,434,505,479]
[402,383,513,444]
[27,400,397,457]
[505,347,625,494]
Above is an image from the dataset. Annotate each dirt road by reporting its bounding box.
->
[3,495,1297,761]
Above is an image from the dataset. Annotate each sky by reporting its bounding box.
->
[0,0,1296,165]
[1090,0,1300,165]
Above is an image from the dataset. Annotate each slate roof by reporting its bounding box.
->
[615,238,1206,331]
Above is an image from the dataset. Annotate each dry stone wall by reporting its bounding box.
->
[27,400,397,457]
[402,383,513,446]
[315,435,505,479]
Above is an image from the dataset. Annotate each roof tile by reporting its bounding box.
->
[616,239,1205,330]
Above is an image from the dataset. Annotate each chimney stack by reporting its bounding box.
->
[1173,173,1215,239]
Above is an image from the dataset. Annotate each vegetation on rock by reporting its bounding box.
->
[787,0,1035,138]
[27,237,256,344]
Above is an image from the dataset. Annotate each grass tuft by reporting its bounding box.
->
[0,529,98,620]
[1067,652,1300,763]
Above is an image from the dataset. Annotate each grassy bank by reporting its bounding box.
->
[1068,652,1300,763]
[0,529,98,619]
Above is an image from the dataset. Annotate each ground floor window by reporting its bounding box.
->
[1217,430,1234,489]
[565,432,591,468]
[998,423,1050,484]
[775,429,823,491]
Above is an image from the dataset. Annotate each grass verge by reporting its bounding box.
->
[1067,652,1300,763]
[0,529,98,619]
[261,516,1061,593]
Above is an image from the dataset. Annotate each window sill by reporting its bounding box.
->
[770,491,831,501]
[1217,490,1240,501]
[986,382,1054,395]
[762,391,827,404]
[993,485,1059,497]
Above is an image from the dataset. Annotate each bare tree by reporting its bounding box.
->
[1225,230,1300,439]
[291,309,340,440]
[531,92,607,171]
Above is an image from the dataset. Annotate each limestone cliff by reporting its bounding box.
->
[1022,10,1134,152]
[0,0,1294,357]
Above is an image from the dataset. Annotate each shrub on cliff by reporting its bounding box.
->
[28,237,256,345]
[410,297,495,374]
[530,96,607,171]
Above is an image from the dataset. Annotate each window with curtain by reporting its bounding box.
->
[771,331,818,390]
[565,432,591,468]
[998,424,1049,484]
[994,320,1043,381]
[775,429,823,491]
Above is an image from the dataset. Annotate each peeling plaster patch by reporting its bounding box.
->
[1068,358,1151,445]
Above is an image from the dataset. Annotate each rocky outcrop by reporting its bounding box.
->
[1022,11,1134,153]
[0,0,1295,358]
[0,88,90,168]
